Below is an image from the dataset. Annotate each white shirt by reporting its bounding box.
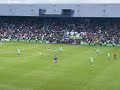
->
[90,57,93,62]
[96,50,99,52]
[18,49,20,53]
[60,47,62,51]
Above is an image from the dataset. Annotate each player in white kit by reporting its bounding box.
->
[96,50,99,54]
[90,57,94,66]
[108,52,110,59]
[60,46,62,52]
[17,48,20,55]
[48,46,50,52]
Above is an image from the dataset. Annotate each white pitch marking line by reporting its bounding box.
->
[0,51,42,60]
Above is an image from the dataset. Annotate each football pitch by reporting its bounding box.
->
[0,42,120,90]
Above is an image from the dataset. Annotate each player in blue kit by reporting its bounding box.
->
[54,55,58,64]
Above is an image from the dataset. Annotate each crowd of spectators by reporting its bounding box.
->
[0,16,120,44]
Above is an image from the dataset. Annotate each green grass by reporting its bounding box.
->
[0,42,120,90]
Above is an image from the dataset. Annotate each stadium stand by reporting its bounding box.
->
[0,17,120,45]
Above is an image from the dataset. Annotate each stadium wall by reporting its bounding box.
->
[0,4,120,17]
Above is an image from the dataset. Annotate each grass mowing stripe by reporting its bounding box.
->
[0,42,120,90]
